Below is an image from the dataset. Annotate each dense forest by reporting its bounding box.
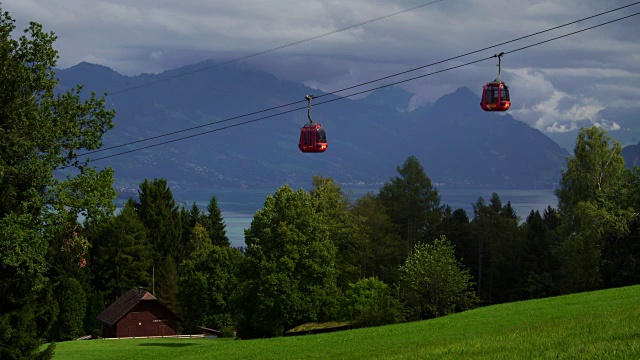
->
[2,8,640,359]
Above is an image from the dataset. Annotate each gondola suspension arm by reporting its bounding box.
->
[493,52,504,83]
[306,95,316,124]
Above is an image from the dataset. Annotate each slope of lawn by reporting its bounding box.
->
[52,285,640,359]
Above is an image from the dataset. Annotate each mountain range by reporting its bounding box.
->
[55,61,571,191]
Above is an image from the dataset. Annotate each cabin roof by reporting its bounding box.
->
[96,288,180,326]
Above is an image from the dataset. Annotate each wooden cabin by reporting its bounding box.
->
[96,288,181,338]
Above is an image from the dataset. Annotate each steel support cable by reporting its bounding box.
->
[83,9,640,164]
[108,0,447,96]
[80,1,640,157]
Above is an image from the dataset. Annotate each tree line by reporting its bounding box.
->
[3,7,640,358]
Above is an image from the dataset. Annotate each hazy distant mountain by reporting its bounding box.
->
[622,142,640,168]
[55,61,569,190]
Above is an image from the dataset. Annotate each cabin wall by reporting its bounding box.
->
[112,302,178,338]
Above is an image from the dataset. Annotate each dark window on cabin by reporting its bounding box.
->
[305,128,311,146]
[487,86,499,103]
[501,85,510,101]
[316,128,326,143]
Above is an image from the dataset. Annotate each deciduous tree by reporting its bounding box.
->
[555,127,633,293]
[237,185,338,338]
[309,176,363,288]
[0,8,115,358]
[179,246,242,335]
[400,236,478,320]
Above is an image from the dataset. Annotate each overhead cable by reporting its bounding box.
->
[80,1,640,157]
[83,9,640,163]
[109,0,447,96]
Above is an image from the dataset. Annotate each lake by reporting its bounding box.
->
[173,186,559,248]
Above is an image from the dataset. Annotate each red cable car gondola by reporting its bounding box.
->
[299,95,328,153]
[481,52,511,112]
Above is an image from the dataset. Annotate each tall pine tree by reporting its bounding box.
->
[206,195,230,247]
[135,178,182,264]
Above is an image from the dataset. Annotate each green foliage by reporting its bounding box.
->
[470,193,525,304]
[400,236,479,320]
[49,278,86,341]
[341,277,403,327]
[155,255,179,312]
[557,127,626,218]
[206,195,230,247]
[440,206,472,270]
[135,178,182,264]
[0,7,115,358]
[83,292,105,337]
[351,192,404,284]
[309,176,363,288]
[186,223,213,259]
[518,208,561,299]
[90,203,152,304]
[555,127,634,293]
[378,155,442,253]
[237,185,338,338]
[178,246,243,334]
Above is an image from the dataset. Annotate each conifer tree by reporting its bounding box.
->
[206,195,230,247]
[378,156,442,253]
[91,202,152,304]
[155,255,179,312]
[135,178,182,263]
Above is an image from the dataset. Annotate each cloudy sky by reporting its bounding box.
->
[3,0,640,142]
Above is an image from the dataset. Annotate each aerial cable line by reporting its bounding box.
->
[109,0,447,96]
[80,1,640,157]
[83,10,640,164]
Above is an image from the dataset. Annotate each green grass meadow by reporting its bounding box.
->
[53,285,640,359]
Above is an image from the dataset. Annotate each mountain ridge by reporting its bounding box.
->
[55,60,570,190]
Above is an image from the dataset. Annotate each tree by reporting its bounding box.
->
[351,192,404,284]
[555,127,633,293]
[90,202,152,304]
[205,195,230,247]
[237,185,338,338]
[83,292,105,338]
[1,8,115,358]
[309,176,363,288]
[470,193,524,304]
[378,156,441,253]
[48,278,86,341]
[518,208,561,299]
[399,236,479,320]
[557,127,625,219]
[440,206,473,270]
[155,255,179,312]
[341,277,403,328]
[185,223,213,259]
[135,178,182,264]
[178,246,243,335]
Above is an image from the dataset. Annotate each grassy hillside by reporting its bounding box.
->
[53,285,640,359]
